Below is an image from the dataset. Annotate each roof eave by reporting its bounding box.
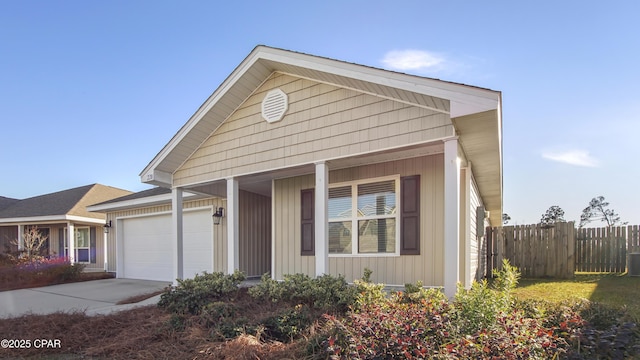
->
[0,215,106,226]
[87,191,203,213]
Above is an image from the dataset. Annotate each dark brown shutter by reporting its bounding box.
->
[401,175,420,255]
[58,228,64,257]
[301,189,315,256]
[90,227,97,264]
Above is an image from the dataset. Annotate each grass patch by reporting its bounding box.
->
[514,272,640,320]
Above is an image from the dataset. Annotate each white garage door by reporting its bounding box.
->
[121,209,213,281]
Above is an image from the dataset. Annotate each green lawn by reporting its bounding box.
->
[514,273,640,320]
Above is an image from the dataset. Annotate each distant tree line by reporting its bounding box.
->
[502,195,626,228]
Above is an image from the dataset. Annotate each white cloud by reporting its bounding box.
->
[381,49,445,72]
[542,149,600,167]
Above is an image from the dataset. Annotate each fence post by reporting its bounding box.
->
[568,222,576,276]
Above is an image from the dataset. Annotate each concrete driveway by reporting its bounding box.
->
[0,278,171,318]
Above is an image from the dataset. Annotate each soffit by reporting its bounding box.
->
[452,109,503,226]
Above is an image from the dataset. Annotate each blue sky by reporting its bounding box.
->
[1,1,638,226]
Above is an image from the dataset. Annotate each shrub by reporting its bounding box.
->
[442,310,569,359]
[0,252,17,267]
[52,262,85,281]
[452,259,520,335]
[352,268,387,312]
[325,297,454,358]
[248,272,356,313]
[158,270,245,315]
[452,280,503,335]
[393,280,447,305]
[262,304,313,342]
[0,256,85,290]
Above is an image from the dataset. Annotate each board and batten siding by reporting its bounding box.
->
[273,155,445,287]
[459,167,486,287]
[238,190,271,278]
[173,73,452,187]
[469,173,485,282]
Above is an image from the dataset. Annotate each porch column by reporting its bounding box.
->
[17,224,24,251]
[115,219,124,278]
[444,138,461,298]
[172,187,184,283]
[103,224,109,272]
[315,161,329,276]
[67,222,75,264]
[226,177,239,274]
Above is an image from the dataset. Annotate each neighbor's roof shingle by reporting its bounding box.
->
[0,196,20,211]
[0,185,97,219]
[91,187,171,206]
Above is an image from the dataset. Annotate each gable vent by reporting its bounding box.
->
[261,88,288,123]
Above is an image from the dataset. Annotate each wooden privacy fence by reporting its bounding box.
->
[576,227,626,272]
[488,222,575,279]
[488,224,640,279]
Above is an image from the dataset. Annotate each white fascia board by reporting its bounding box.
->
[65,216,106,225]
[0,215,105,226]
[257,47,500,114]
[139,50,264,179]
[86,191,201,213]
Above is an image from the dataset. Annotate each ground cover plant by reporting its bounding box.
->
[2,263,639,359]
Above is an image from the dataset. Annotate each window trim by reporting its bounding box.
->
[328,175,401,257]
[64,226,92,264]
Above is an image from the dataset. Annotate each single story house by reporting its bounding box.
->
[0,184,132,271]
[88,46,503,296]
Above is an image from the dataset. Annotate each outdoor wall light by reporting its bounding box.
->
[213,207,224,225]
[104,220,112,234]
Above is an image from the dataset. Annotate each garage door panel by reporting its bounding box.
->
[122,214,172,281]
[122,210,212,282]
[183,211,214,278]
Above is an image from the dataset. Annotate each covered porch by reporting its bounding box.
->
[169,138,464,296]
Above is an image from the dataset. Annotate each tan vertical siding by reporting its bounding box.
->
[469,174,484,281]
[459,169,467,286]
[273,175,316,279]
[273,155,445,287]
[174,73,452,187]
[239,190,271,277]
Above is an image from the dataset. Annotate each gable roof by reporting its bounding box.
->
[139,45,502,224]
[0,184,133,224]
[140,45,502,188]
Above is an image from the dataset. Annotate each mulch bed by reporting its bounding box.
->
[0,305,301,359]
[1,288,306,359]
[0,271,115,291]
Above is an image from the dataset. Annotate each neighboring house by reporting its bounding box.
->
[0,196,20,252]
[0,184,132,271]
[88,46,503,296]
